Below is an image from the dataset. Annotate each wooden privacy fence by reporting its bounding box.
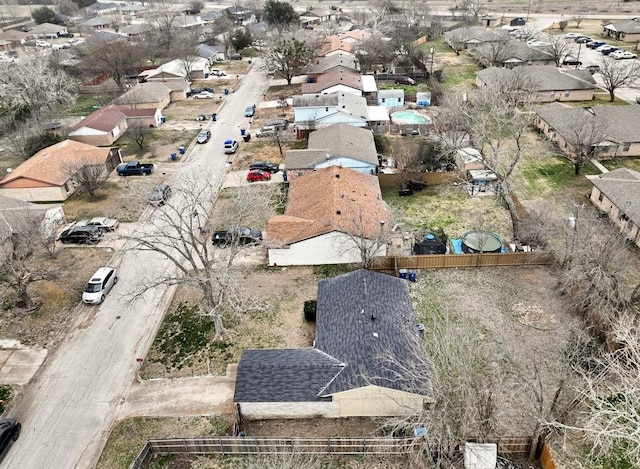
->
[371,252,553,271]
[130,436,533,469]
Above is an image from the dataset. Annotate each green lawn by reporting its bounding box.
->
[67,94,118,117]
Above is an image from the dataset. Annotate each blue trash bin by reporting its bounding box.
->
[224,88,229,95]
[160,116,167,123]
[408,271,417,282]
[248,59,252,64]
[240,128,246,136]
[179,146,185,155]
[283,171,288,182]
[398,269,407,280]
[170,153,177,161]
[212,113,217,121]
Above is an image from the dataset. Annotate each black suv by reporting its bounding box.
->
[212,227,262,247]
[249,161,279,173]
[0,419,20,461]
[58,225,103,244]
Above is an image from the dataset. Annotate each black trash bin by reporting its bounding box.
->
[243,133,251,142]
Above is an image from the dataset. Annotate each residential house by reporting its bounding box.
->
[85,30,126,45]
[472,40,555,67]
[68,104,161,146]
[0,30,32,48]
[225,5,252,24]
[0,195,66,246]
[416,91,432,107]
[456,147,485,172]
[120,23,152,37]
[482,13,502,27]
[301,68,362,96]
[588,168,640,248]
[86,2,119,14]
[79,16,113,31]
[139,57,210,81]
[293,92,370,137]
[28,23,68,39]
[444,26,509,51]
[115,81,188,109]
[603,17,640,43]
[316,35,356,57]
[361,75,378,103]
[117,4,147,16]
[377,89,404,109]
[306,53,360,77]
[201,11,223,23]
[285,123,379,179]
[476,66,597,102]
[234,269,431,419]
[195,43,226,63]
[0,140,121,202]
[535,103,640,159]
[337,29,372,44]
[173,15,204,30]
[267,166,389,266]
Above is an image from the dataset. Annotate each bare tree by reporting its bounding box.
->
[598,59,640,102]
[369,0,393,29]
[120,170,279,338]
[82,38,143,92]
[0,55,78,122]
[126,120,154,150]
[171,29,202,80]
[559,109,606,175]
[63,159,108,200]
[148,10,181,54]
[571,15,585,28]
[0,214,53,310]
[335,206,392,269]
[544,34,574,67]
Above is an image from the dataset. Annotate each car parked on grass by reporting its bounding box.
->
[82,267,118,304]
[230,53,242,60]
[256,125,277,138]
[210,69,226,76]
[35,40,52,48]
[245,105,256,117]
[575,36,592,44]
[76,216,119,232]
[265,119,289,130]
[149,184,172,206]
[249,161,280,173]
[0,418,21,461]
[193,91,215,99]
[211,227,262,247]
[58,225,103,244]
[224,139,239,154]
[247,169,271,182]
[197,129,211,144]
[395,76,416,85]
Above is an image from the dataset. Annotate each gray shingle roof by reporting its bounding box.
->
[536,104,640,144]
[306,123,378,165]
[234,270,430,403]
[590,168,640,226]
[285,149,330,169]
[233,349,343,402]
[605,17,640,34]
[473,40,554,64]
[306,54,359,74]
[477,65,596,91]
[294,92,369,121]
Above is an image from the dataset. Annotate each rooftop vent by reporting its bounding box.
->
[336,209,341,215]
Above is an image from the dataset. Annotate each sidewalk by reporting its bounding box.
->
[0,341,47,386]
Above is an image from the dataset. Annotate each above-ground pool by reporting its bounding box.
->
[391,111,432,125]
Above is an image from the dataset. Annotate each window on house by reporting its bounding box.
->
[623,142,631,151]
[397,98,401,103]
[381,98,386,103]
[564,91,570,97]
[598,192,604,202]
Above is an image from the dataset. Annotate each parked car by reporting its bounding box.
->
[587,41,606,49]
[612,50,637,60]
[58,225,103,244]
[601,47,620,55]
[223,139,239,154]
[596,44,614,52]
[76,216,119,232]
[245,105,256,117]
[564,32,581,39]
[578,64,601,74]
[149,184,172,206]
[562,57,582,66]
[82,267,118,304]
[265,119,289,130]
[247,169,271,182]
[193,91,215,99]
[211,227,262,247]
[0,418,21,461]
[256,125,277,138]
[58,32,74,38]
[210,69,226,76]
[575,36,592,44]
[230,53,242,60]
[395,76,416,85]
[35,40,52,48]
[250,161,280,173]
[197,129,211,144]
[116,161,154,176]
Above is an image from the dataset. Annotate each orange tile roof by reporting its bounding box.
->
[0,139,112,187]
[268,166,389,245]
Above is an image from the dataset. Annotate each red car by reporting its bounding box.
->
[247,169,271,182]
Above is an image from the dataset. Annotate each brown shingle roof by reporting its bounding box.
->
[71,105,156,132]
[301,68,361,94]
[317,36,355,57]
[0,140,112,187]
[267,166,389,244]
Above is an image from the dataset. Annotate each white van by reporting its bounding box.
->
[82,267,118,304]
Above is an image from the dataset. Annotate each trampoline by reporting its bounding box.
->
[460,230,503,254]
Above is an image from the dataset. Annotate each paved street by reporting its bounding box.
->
[4,60,270,469]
